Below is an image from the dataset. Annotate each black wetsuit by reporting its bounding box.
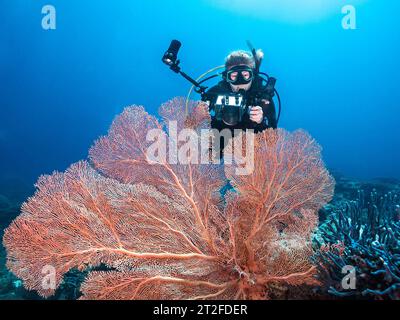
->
[202,77,278,158]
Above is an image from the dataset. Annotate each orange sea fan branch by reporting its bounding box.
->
[3,98,335,300]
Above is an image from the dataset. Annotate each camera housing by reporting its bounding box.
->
[213,93,247,126]
[210,76,275,127]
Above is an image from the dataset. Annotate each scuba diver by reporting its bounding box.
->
[203,50,277,150]
[162,40,281,158]
[205,50,277,132]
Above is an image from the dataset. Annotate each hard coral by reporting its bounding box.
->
[316,189,400,299]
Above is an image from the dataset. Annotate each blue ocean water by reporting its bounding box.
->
[1,0,400,301]
[0,0,399,186]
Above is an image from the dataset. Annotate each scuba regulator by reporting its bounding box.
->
[162,40,281,127]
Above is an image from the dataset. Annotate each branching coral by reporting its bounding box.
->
[316,189,400,299]
[3,97,334,299]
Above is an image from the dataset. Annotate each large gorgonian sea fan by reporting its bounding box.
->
[3,97,335,299]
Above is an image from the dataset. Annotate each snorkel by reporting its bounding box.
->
[246,40,263,76]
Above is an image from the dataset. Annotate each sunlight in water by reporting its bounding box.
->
[205,0,368,23]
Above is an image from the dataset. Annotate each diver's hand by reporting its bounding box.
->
[249,105,264,124]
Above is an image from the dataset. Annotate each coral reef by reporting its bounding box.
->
[316,189,400,299]
[2,98,334,300]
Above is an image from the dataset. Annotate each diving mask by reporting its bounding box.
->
[225,65,254,85]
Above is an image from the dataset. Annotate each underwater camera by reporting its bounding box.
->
[213,92,247,126]
[211,90,265,126]
[162,40,281,126]
[210,76,277,126]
